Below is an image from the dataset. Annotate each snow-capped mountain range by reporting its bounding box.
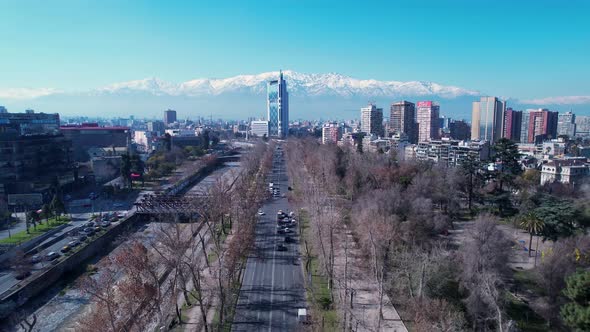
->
[93,70,479,99]
[2,70,587,119]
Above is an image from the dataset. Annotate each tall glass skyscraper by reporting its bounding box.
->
[471,96,505,142]
[267,71,289,138]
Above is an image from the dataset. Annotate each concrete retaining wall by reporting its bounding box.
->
[0,213,145,319]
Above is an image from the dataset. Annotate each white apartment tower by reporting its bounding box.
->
[360,104,383,137]
[416,101,440,142]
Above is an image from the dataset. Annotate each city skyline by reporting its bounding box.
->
[1,69,587,121]
[1,1,589,117]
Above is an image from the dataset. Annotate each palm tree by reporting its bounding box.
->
[520,212,545,257]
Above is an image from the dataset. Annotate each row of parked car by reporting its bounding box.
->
[28,212,124,266]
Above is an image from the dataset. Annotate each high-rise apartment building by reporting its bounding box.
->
[360,104,384,137]
[557,111,576,138]
[322,122,342,144]
[164,109,177,126]
[267,71,289,138]
[416,101,440,142]
[471,96,505,142]
[575,116,590,137]
[503,108,522,142]
[390,101,417,143]
[519,109,559,143]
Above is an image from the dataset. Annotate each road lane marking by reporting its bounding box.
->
[268,210,278,331]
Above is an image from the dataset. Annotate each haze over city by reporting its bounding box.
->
[1,2,590,332]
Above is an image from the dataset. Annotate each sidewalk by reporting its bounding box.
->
[181,231,236,332]
[332,226,408,332]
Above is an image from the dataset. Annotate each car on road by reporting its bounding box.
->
[46,251,60,261]
[276,244,288,251]
[89,192,98,200]
[258,210,265,216]
[278,227,292,234]
[281,194,286,198]
[68,240,80,248]
[61,245,71,253]
[29,255,42,264]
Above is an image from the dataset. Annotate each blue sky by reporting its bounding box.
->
[1,0,589,100]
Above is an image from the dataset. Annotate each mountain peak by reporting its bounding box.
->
[88,70,480,99]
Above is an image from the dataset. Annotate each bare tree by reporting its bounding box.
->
[460,214,510,331]
[410,298,467,332]
[78,260,121,332]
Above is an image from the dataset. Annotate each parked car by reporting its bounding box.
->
[84,221,95,228]
[285,236,295,243]
[277,228,286,234]
[68,240,80,247]
[46,251,60,260]
[258,210,265,216]
[29,255,42,264]
[78,235,87,242]
[276,244,288,251]
[83,227,95,235]
[113,203,125,208]
[101,221,111,228]
[61,245,71,253]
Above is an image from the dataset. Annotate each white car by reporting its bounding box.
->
[258,210,265,216]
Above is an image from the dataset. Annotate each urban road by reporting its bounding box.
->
[232,145,306,331]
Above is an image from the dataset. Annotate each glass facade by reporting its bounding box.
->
[266,71,289,138]
[268,81,280,137]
